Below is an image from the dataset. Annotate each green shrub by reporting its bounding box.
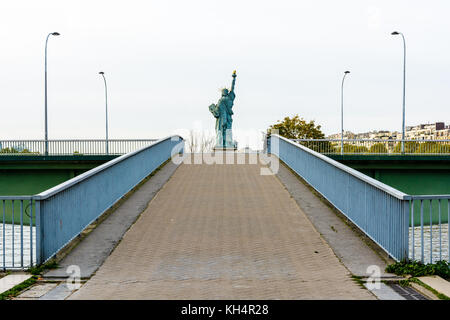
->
[369,143,388,153]
[386,260,450,279]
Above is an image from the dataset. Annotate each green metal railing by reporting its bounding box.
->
[292,139,450,155]
[0,139,157,156]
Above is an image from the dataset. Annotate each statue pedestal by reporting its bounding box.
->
[213,147,237,152]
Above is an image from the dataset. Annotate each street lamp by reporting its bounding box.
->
[44,32,60,155]
[391,31,406,153]
[99,72,109,154]
[341,70,350,155]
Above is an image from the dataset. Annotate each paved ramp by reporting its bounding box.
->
[70,160,374,299]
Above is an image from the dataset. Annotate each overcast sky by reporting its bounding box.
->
[1,0,449,149]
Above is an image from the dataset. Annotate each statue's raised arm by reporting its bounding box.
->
[230,70,237,93]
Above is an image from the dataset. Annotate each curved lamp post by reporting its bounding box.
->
[44,32,60,155]
[391,31,406,153]
[341,70,350,155]
[99,72,109,154]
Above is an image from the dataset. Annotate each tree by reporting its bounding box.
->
[267,115,334,153]
[369,143,388,154]
[343,144,369,154]
[416,141,450,154]
[0,147,33,154]
[393,141,419,154]
[186,130,215,153]
[392,141,450,154]
[268,115,325,139]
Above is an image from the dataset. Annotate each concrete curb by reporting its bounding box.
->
[415,276,450,299]
[0,273,32,294]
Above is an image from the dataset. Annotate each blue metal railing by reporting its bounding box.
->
[270,134,410,261]
[409,196,450,264]
[1,135,184,269]
[271,134,449,263]
[0,197,36,270]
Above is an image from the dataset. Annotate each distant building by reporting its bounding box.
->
[405,122,448,140]
[328,131,356,140]
[436,125,450,140]
[327,122,449,140]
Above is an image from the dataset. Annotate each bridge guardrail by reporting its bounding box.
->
[0,197,36,270]
[408,196,450,264]
[0,139,157,156]
[271,134,407,261]
[271,134,449,263]
[292,138,450,155]
[0,135,184,269]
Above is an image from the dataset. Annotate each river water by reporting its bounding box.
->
[409,223,449,263]
[0,224,36,268]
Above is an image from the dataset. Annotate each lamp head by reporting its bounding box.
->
[52,32,60,36]
[391,31,400,35]
[344,71,350,74]
[99,71,104,75]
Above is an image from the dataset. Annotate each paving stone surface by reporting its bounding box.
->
[39,283,76,300]
[16,283,57,299]
[70,161,375,299]
[274,162,395,277]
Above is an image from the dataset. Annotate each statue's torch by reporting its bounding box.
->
[231,70,237,92]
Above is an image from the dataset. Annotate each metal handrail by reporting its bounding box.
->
[271,134,449,263]
[0,139,158,142]
[291,138,450,155]
[0,196,35,200]
[293,138,450,142]
[409,195,450,200]
[1,135,184,269]
[277,135,409,200]
[0,139,158,156]
[35,135,182,200]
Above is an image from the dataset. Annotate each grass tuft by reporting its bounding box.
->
[28,260,58,276]
[0,276,38,300]
[409,278,450,300]
[385,260,450,280]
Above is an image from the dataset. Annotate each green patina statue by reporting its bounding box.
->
[209,71,237,149]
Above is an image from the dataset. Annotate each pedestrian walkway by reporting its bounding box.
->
[70,160,375,299]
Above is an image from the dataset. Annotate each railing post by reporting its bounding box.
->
[411,200,415,261]
[402,200,410,261]
[35,199,43,265]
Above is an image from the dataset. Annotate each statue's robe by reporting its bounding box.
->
[225,91,235,129]
[209,90,235,147]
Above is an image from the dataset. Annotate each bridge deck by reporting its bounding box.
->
[70,160,374,299]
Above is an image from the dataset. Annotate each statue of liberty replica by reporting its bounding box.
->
[208,70,238,150]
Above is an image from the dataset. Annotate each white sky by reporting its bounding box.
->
[1,0,449,149]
